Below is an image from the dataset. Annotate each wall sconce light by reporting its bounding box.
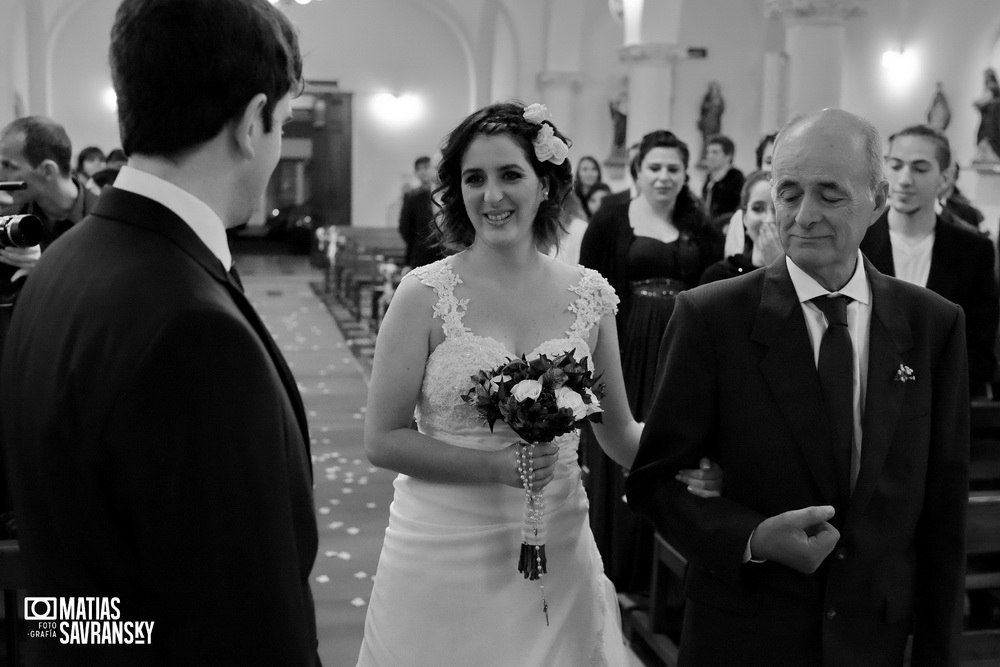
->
[102,87,118,112]
[370,93,423,127]
[881,48,918,90]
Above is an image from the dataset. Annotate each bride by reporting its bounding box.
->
[357,102,720,666]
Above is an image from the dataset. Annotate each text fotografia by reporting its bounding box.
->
[24,597,154,645]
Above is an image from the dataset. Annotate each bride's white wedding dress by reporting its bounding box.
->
[357,257,629,667]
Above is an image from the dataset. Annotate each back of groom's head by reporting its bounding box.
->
[110,0,303,161]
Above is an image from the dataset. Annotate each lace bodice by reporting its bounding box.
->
[406,257,619,445]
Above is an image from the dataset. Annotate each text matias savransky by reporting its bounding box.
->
[25,596,155,645]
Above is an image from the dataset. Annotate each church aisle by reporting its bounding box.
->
[236,251,391,667]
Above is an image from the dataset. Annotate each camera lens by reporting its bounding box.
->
[0,215,45,249]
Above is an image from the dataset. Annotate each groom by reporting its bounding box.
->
[1,0,320,663]
[627,109,968,665]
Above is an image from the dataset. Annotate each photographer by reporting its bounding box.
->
[0,116,97,537]
[0,117,98,254]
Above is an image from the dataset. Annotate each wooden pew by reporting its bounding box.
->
[328,227,405,321]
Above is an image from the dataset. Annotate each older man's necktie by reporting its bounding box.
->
[811,295,854,500]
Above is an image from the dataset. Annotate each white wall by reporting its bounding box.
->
[49,0,121,154]
[285,0,473,227]
[843,0,1000,167]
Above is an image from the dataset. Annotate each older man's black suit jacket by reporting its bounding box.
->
[1,188,320,664]
[860,210,998,389]
[626,257,968,666]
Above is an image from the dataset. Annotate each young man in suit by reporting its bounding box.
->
[627,109,968,666]
[860,125,998,397]
[398,155,444,270]
[701,134,745,223]
[1,0,320,663]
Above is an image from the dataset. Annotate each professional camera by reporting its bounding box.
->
[0,215,44,249]
[0,182,44,249]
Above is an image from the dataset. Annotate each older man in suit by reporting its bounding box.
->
[860,124,998,397]
[1,0,320,664]
[627,109,968,666]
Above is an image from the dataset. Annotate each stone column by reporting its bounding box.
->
[766,0,866,119]
[535,70,582,138]
[618,42,679,147]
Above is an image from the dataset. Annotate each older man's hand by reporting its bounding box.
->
[749,506,840,573]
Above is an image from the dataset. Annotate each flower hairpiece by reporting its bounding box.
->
[523,103,569,166]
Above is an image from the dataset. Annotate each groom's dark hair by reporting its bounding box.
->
[110,0,303,160]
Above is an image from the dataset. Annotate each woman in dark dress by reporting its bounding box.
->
[579,130,720,593]
[700,170,783,285]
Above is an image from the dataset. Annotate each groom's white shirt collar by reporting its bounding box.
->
[114,166,232,270]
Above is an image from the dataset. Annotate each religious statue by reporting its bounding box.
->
[697,81,724,167]
[973,68,1000,163]
[606,80,628,168]
[926,81,951,131]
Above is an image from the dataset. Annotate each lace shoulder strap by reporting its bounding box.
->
[403,259,469,338]
[567,267,620,342]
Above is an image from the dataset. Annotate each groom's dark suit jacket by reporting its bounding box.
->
[860,210,998,389]
[626,257,969,666]
[1,188,320,664]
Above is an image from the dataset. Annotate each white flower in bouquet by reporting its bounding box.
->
[584,388,603,416]
[511,379,543,402]
[555,386,587,420]
[489,374,511,394]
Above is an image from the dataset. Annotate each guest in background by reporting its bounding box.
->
[860,124,998,397]
[550,189,589,265]
[573,154,604,219]
[701,134,745,228]
[755,132,777,172]
[587,182,612,217]
[106,147,128,170]
[75,145,106,194]
[724,132,778,256]
[398,154,445,270]
[580,129,720,593]
[700,170,783,285]
[90,147,129,193]
[1,0,320,663]
[939,162,985,230]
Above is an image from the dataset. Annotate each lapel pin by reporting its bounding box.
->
[894,364,915,384]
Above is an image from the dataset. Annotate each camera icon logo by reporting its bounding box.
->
[24,597,57,621]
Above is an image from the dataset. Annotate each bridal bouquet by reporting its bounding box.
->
[461,350,605,621]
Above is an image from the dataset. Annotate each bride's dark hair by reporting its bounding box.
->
[433,101,573,254]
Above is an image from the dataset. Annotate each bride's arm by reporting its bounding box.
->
[589,313,722,496]
[588,313,642,469]
[363,278,557,488]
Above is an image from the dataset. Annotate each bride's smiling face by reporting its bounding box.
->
[461,133,546,248]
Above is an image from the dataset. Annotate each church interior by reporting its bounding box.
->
[1,0,1000,664]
